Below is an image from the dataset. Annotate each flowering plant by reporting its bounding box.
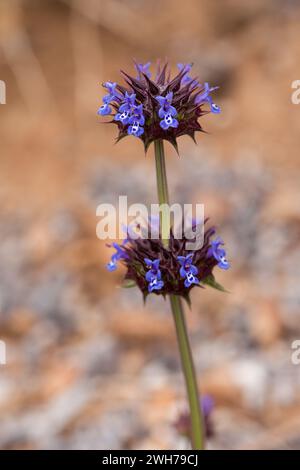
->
[98,62,229,450]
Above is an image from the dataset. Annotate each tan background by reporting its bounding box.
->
[0,0,300,449]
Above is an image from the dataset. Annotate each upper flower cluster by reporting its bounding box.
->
[105,219,230,302]
[97,61,221,151]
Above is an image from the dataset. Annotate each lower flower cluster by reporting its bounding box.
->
[105,221,230,301]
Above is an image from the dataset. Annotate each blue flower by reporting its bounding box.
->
[177,63,198,87]
[106,242,128,272]
[156,92,178,130]
[160,113,179,130]
[102,94,114,104]
[100,81,121,112]
[156,92,176,116]
[144,258,164,292]
[177,254,199,288]
[103,81,119,97]
[207,237,230,270]
[144,258,161,279]
[195,82,221,113]
[135,62,151,78]
[119,92,136,113]
[98,81,121,116]
[97,103,112,116]
[130,104,145,125]
[127,104,145,137]
[128,121,144,137]
[114,110,130,124]
[116,96,145,134]
[148,277,164,292]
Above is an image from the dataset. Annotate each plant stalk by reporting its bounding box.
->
[154,139,205,450]
[169,294,205,450]
[154,139,170,244]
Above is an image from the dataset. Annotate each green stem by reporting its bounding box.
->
[154,140,170,245]
[154,139,205,450]
[169,295,205,450]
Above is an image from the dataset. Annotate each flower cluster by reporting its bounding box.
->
[106,220,230,301]
[97,61,221,151]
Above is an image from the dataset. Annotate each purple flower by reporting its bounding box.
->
[144,258,161,280]
[102,94,114,104]
[98,81,121,116]
[103,81,118,96]
[128,121,144,137]
[127,104,145,136]
[106,241,128,272]
[115,96,145,137]
[102,82,120,104]
[160,113,179,130]
[144,258,164,293]
[177,63,198,87]
[156,92,178,130]
[135,62,151,78]
[114,110,130,125]
[207,237,230,270]
[97,103,112,116]
[119,92,137,113]
[130,104,145,125]
[148,277,164,292]
[177,254,199,288]
[195,82,221,114]
[156,92,177,117]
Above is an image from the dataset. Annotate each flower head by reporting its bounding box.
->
[106,219,229,302]
[98,61,220,152]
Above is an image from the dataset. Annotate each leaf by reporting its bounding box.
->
[202,274,229,293]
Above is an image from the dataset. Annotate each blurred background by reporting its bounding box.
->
[0,0,300,450]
